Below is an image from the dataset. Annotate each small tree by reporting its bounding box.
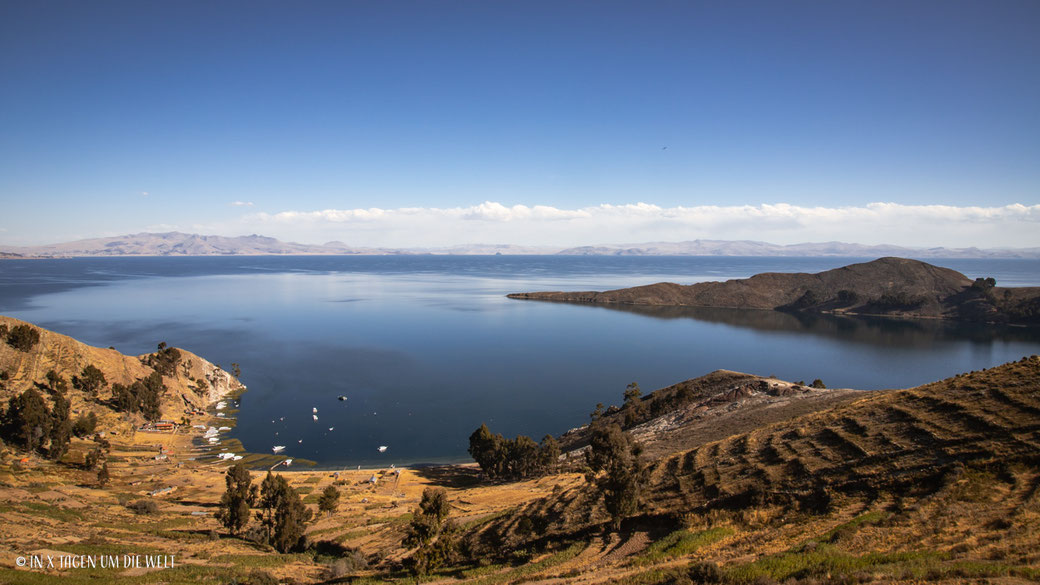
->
[468,423,506,479]
[6,324,41,352]
[111,383,135,413]
[317,485,340,517]
[216,463,256,536]
[138,371,165,421]
[256,471,279,543]
[811,379,826,389]
[586,421,644,530]
[73,365,107,397]
[72,412,98,437]
[45,370,69,395]
[508,435,542,479]
[3,388,52,452]
[146,342,181,377]
[971,277,996,291]
[622,382,646,427]
[539,434,561,473]
[83,446,104,470]
[405,487,456,575]
[259,473,312,553]
[590,402,605,422]
[48,394,72,460]
[97,462,110,487]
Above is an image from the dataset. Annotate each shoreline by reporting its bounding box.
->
[186,397,475,473]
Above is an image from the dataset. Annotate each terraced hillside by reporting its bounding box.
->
[461,357,1040,584]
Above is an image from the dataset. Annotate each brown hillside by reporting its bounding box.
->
[509,257,1040,324]
[558,370,862,461]
[467,356,1040,582]
[0,316,242,428]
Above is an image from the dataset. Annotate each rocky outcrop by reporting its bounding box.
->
[557,370,859,460]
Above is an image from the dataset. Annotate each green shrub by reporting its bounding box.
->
[5,324,40,352]
[127,499,159,515]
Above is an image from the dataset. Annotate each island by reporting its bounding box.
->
[509,257,1040,324]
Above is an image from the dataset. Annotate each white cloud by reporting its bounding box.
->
[145,223,180,232]
[230,201,254,207]
[220,201,1040,249]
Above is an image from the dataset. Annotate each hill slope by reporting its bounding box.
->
[510,256,1040,324]
[0,319,1037,583]
[464,357,1040,582]
[0,316,242,430]
[557,370,863,461]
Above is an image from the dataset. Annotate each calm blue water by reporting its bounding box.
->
[1,255,1039,467]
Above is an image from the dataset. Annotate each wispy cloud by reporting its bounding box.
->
[223,201,1040,249]
[145,223,180,232]
[230,201,254,207]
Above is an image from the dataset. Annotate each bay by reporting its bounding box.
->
[1,255,1039,467]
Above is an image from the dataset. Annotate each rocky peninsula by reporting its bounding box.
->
[509,257,1040,324]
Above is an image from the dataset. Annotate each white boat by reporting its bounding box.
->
[283,459,293,466]
[232,455,243,461]
[377,445,388,453]
[217,452,235,460]
[272,445,286,453]
[312,414,318,421]
[337,395,347,401]
[312,407,317,414]
[218,426,231,431]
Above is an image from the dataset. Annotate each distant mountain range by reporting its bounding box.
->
[555,239,1040,258]
[1,231,1038,258]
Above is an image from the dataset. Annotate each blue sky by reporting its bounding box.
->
[1,1,1038,248]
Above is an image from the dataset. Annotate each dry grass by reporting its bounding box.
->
[1,317,1038,584]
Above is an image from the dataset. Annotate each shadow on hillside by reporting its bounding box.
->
[169,499,219,507]
[412,465,484,488]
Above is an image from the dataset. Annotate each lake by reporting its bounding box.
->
[2,255,1039,467]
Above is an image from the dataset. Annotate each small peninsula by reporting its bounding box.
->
[509,257,1040,325]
